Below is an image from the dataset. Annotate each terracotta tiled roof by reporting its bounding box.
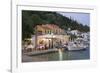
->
[40,24,60,29]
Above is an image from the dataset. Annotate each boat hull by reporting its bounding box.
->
[67,46,86,51]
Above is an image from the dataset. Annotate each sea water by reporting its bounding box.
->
[22,48,90,62]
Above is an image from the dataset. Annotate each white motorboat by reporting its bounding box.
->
[67,42,86,51]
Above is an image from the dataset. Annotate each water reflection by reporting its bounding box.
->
[22,48,90,62]
[58,49,63,61]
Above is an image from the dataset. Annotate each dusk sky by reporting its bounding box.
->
[58,12,90,26]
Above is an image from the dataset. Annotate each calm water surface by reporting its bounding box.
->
[22,48,90,62]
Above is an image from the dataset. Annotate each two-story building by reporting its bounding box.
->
[32,24,70,50]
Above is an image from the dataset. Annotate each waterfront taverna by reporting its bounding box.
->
[31,24,70,50]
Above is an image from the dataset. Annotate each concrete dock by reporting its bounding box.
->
[24,48,58,56]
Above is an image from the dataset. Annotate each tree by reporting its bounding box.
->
[22,10,90,40]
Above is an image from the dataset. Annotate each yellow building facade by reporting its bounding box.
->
[35,24,70,49]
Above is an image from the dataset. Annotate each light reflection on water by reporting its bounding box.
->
[22,48,90,62]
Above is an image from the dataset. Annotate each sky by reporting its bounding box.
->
[58,12,90,26]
